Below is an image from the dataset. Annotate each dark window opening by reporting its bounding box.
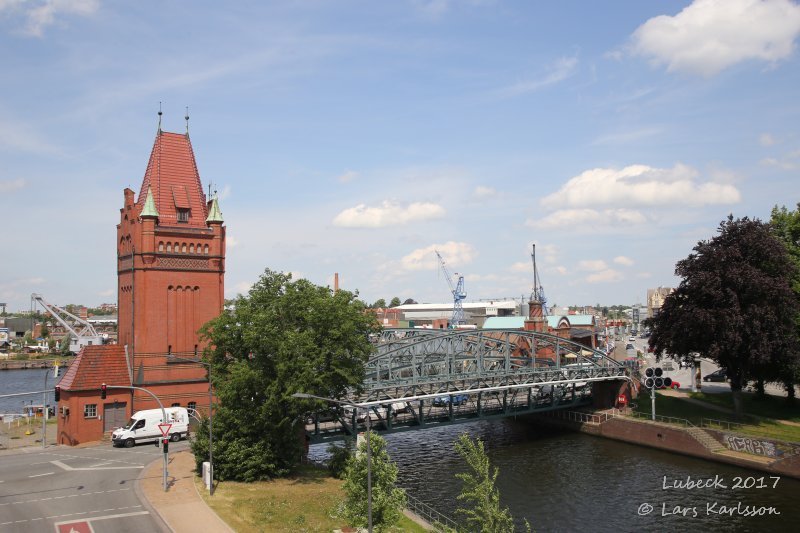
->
[177,208,190,223]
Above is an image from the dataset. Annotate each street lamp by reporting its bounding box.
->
[167,354,215,495]
[292,392,372,533]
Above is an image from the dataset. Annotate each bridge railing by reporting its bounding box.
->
[403,491,459,532]
[627,411,695,428]
[701,417,746,431]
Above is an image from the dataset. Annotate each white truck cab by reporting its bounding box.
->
[111,407,189,448]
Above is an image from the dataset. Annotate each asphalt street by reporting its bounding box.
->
[0,439,189,532]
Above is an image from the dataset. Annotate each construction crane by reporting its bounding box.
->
[530,244,549,316]
[31,294,104,353]
[435,250,467,327]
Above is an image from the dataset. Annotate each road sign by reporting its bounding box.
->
[158,423,172,437]
[57,521,92,533]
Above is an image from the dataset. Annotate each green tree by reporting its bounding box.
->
[389,297,401,307]
[648,216,799,416]
[372,298,387,309]
[453,433,520,533]
[341,432,406,532]
[191,269,379,480]
[770,203,800,399]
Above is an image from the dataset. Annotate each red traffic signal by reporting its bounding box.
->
[162,437,169,453]
[54,386,60,402]
[100,383,107,400]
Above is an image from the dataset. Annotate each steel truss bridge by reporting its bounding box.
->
[304,328,629,443]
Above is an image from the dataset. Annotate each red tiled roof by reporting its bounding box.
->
[59,345,131,391]
[136,131,208,227]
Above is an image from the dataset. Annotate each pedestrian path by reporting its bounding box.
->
[138,450,233,533]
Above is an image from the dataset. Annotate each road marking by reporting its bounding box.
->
[50,460,143,471]
[2,506,146,527]
[0,488,130,507]
[28,472,55,478]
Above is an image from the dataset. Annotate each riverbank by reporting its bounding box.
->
[0,357,72,370]
[533,402,800,480]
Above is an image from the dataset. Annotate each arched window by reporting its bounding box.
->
[189,244,194,254]
[166,243,172,253]
[182,243,187,253]
[158,242,164,252]
[203,244,209,254]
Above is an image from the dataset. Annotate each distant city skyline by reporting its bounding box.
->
[1,1,799,312]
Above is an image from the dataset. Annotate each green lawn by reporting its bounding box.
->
[631,391,800,443]
[195,464,429,532]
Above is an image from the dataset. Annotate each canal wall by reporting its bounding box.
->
[532,412,800,480]
[0,358,72,371]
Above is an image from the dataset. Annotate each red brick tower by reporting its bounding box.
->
[116,121,225,410]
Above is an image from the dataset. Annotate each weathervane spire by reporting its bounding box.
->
[157,102,163,133]
[185,106,190,136]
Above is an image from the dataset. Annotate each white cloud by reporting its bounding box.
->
[759,133,778,146]
[586,269,623,283]
[509,261,529,273]
[333,201,446,228]
[614,255,635,266]
[541,163,741,209]
[578,260,608,272]
[337,170,358,183]
[0,0,101,37]
[527,208,648,229]
[97,288,114,297]
[760,147,800,170]
[591,127,661,146]
[234,281,252,294]
[472,186,496,199]
[400,241,476,272]
[497,55,578,97]
[630,0,800,77]
[0,178,26,193]
[226,236,240,248]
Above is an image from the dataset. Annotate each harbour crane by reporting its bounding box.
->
[31,293,104,353]
[435,250,467,327]
[530,244,549,316]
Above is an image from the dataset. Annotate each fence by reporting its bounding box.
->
[626,410,695,428]
[0,414,58,451]
[700,417,746,431]
[404,491,459,532]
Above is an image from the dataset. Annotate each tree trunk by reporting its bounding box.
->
[729,377,744,420]
[786,381,796,405]
[755,379,765,399]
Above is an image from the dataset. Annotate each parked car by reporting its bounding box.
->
[656,380,680,390]
[625,343,635,351]
[703,369,727,382]
[433,394,470,407]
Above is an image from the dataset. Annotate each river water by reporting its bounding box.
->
[312,417,800,532]
[0,367,63,415]
[4,370,798,531]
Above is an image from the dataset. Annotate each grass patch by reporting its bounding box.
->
[194,464,429,532]
[632,391,800,443]
[688,391,800,423]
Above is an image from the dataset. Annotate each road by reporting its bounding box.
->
[0,439,189,532]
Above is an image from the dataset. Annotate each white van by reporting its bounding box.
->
[111,407,189,448]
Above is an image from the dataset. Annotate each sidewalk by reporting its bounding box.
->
[138,450,233,533]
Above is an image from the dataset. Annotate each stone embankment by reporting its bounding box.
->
[0,358,72,370]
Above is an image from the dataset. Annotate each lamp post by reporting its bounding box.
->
[42,362,58,449]
[167,354,215,495]
[292,392,372,533]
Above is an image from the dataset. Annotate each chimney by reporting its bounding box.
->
[334,273,339,293]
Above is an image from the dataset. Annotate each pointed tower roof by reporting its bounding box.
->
[136,131,208,226]
[140,186,159,218]
[206,195,224,223]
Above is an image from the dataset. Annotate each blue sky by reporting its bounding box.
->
[1,0,799,312]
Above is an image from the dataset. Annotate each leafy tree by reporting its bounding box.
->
[191,269,380,480]
[647,216,799,416]
[372,298,387,309]
[453,433,522,533]
[389,297,401,307]
[341,432,406,532]
[40,325,49,338]
[327,440,354,479]
[402,298,417,305]
[770,203,800,399]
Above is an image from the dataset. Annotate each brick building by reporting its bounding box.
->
[57,122,226,445]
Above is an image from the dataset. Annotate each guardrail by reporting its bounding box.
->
[403,491,459,532]
[627,411,695,428]
[701,417,746,431]
[548,410,616,424]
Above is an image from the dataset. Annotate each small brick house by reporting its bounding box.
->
[56,120,226,445]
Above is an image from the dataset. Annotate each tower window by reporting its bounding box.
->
[177,208,190,223]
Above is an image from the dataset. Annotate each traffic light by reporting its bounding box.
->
[54,386,60,402]
[100,383,107,400]
[644,368,655,389]
[162,436,169,454]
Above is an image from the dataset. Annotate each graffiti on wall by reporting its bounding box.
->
[724,434,777,458]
